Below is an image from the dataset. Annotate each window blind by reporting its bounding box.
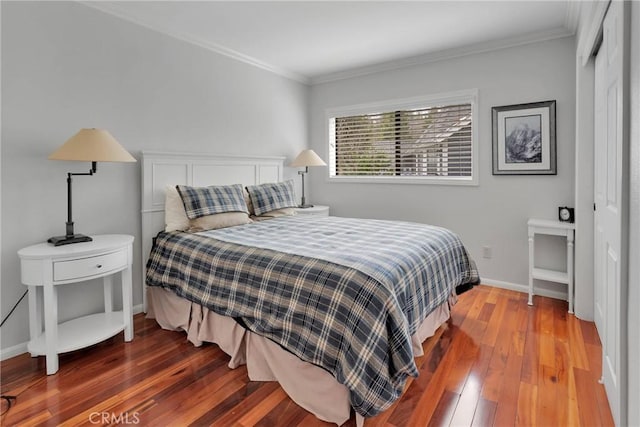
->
[330,103,473,179]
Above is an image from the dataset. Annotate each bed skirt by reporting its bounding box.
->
[146,287,456,426]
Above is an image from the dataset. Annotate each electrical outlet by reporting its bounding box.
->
[482,246,492,259]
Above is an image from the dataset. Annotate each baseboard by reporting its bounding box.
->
[133,304,144,315]
[1,304,146,361]
[0,342,29,361]
[480,278,568,301]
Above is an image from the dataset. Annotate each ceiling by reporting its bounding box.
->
[84,1,579,84]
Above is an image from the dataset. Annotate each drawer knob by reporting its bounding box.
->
[96,264,103,269]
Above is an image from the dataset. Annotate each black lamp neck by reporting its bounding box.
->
[68,161,97,179]
[297,166,311,208]
[64,162,98,237]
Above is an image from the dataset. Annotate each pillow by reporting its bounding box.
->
[165,185,251,232]
[244,187,295,221]
[188,211,252,232]
[246,180,297,216]
[244,188,255,216]
[165,185,190,232]
[250,207,297,221]
[177,184,248,219]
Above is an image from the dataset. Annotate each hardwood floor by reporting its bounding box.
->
[1,285,614,426]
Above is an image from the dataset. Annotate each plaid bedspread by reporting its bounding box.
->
[146,216,479,417]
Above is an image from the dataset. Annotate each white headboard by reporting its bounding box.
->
[141,151,285,312]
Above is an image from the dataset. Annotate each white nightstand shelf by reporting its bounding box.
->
[27,312,126,355]
[18,234,134,375]
[527,219,575,313]
[531,267,569,284]
[295,205,330,217]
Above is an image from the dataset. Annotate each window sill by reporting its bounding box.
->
[327,176,478,186]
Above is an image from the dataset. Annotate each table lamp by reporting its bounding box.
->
[47,128,136,246]
[289,149,326,208]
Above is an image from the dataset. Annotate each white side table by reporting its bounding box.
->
[527,219,575,313]
[295,205,330,217]
[18,234,134,374]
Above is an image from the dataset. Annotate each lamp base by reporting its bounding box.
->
[47,234,93,246]
[298,204,314,208]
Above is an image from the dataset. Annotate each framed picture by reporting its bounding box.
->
[492,100,556,175]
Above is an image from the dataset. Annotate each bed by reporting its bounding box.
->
[141,151,479,425]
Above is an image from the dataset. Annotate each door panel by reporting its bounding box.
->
[605,245,618,383]
[594,42,606,336]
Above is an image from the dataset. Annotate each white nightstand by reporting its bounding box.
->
[527,219,575,313]
[295,205,330,217]
[18,234,134,375]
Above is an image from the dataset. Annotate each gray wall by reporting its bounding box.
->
[309,37,576,292]
[1,1,308,354]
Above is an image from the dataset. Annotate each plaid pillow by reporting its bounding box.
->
[246,180,297,216]
[176,184,248,219]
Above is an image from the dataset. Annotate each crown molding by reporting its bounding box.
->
[78,1,310,85]
[310,27,576,85]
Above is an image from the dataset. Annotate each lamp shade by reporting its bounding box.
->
[289,149,326,167]
[49,129,136,163]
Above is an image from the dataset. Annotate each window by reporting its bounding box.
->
[327,90,478,185]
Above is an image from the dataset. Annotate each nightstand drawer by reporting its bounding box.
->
[54,250,127,281]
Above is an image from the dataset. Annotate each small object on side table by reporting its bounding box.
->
[558,206,575,223]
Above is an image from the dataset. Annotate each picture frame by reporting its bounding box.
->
[492,100,556,175]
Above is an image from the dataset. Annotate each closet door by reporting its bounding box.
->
[593,1,628,425]
[594,36,606,340]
